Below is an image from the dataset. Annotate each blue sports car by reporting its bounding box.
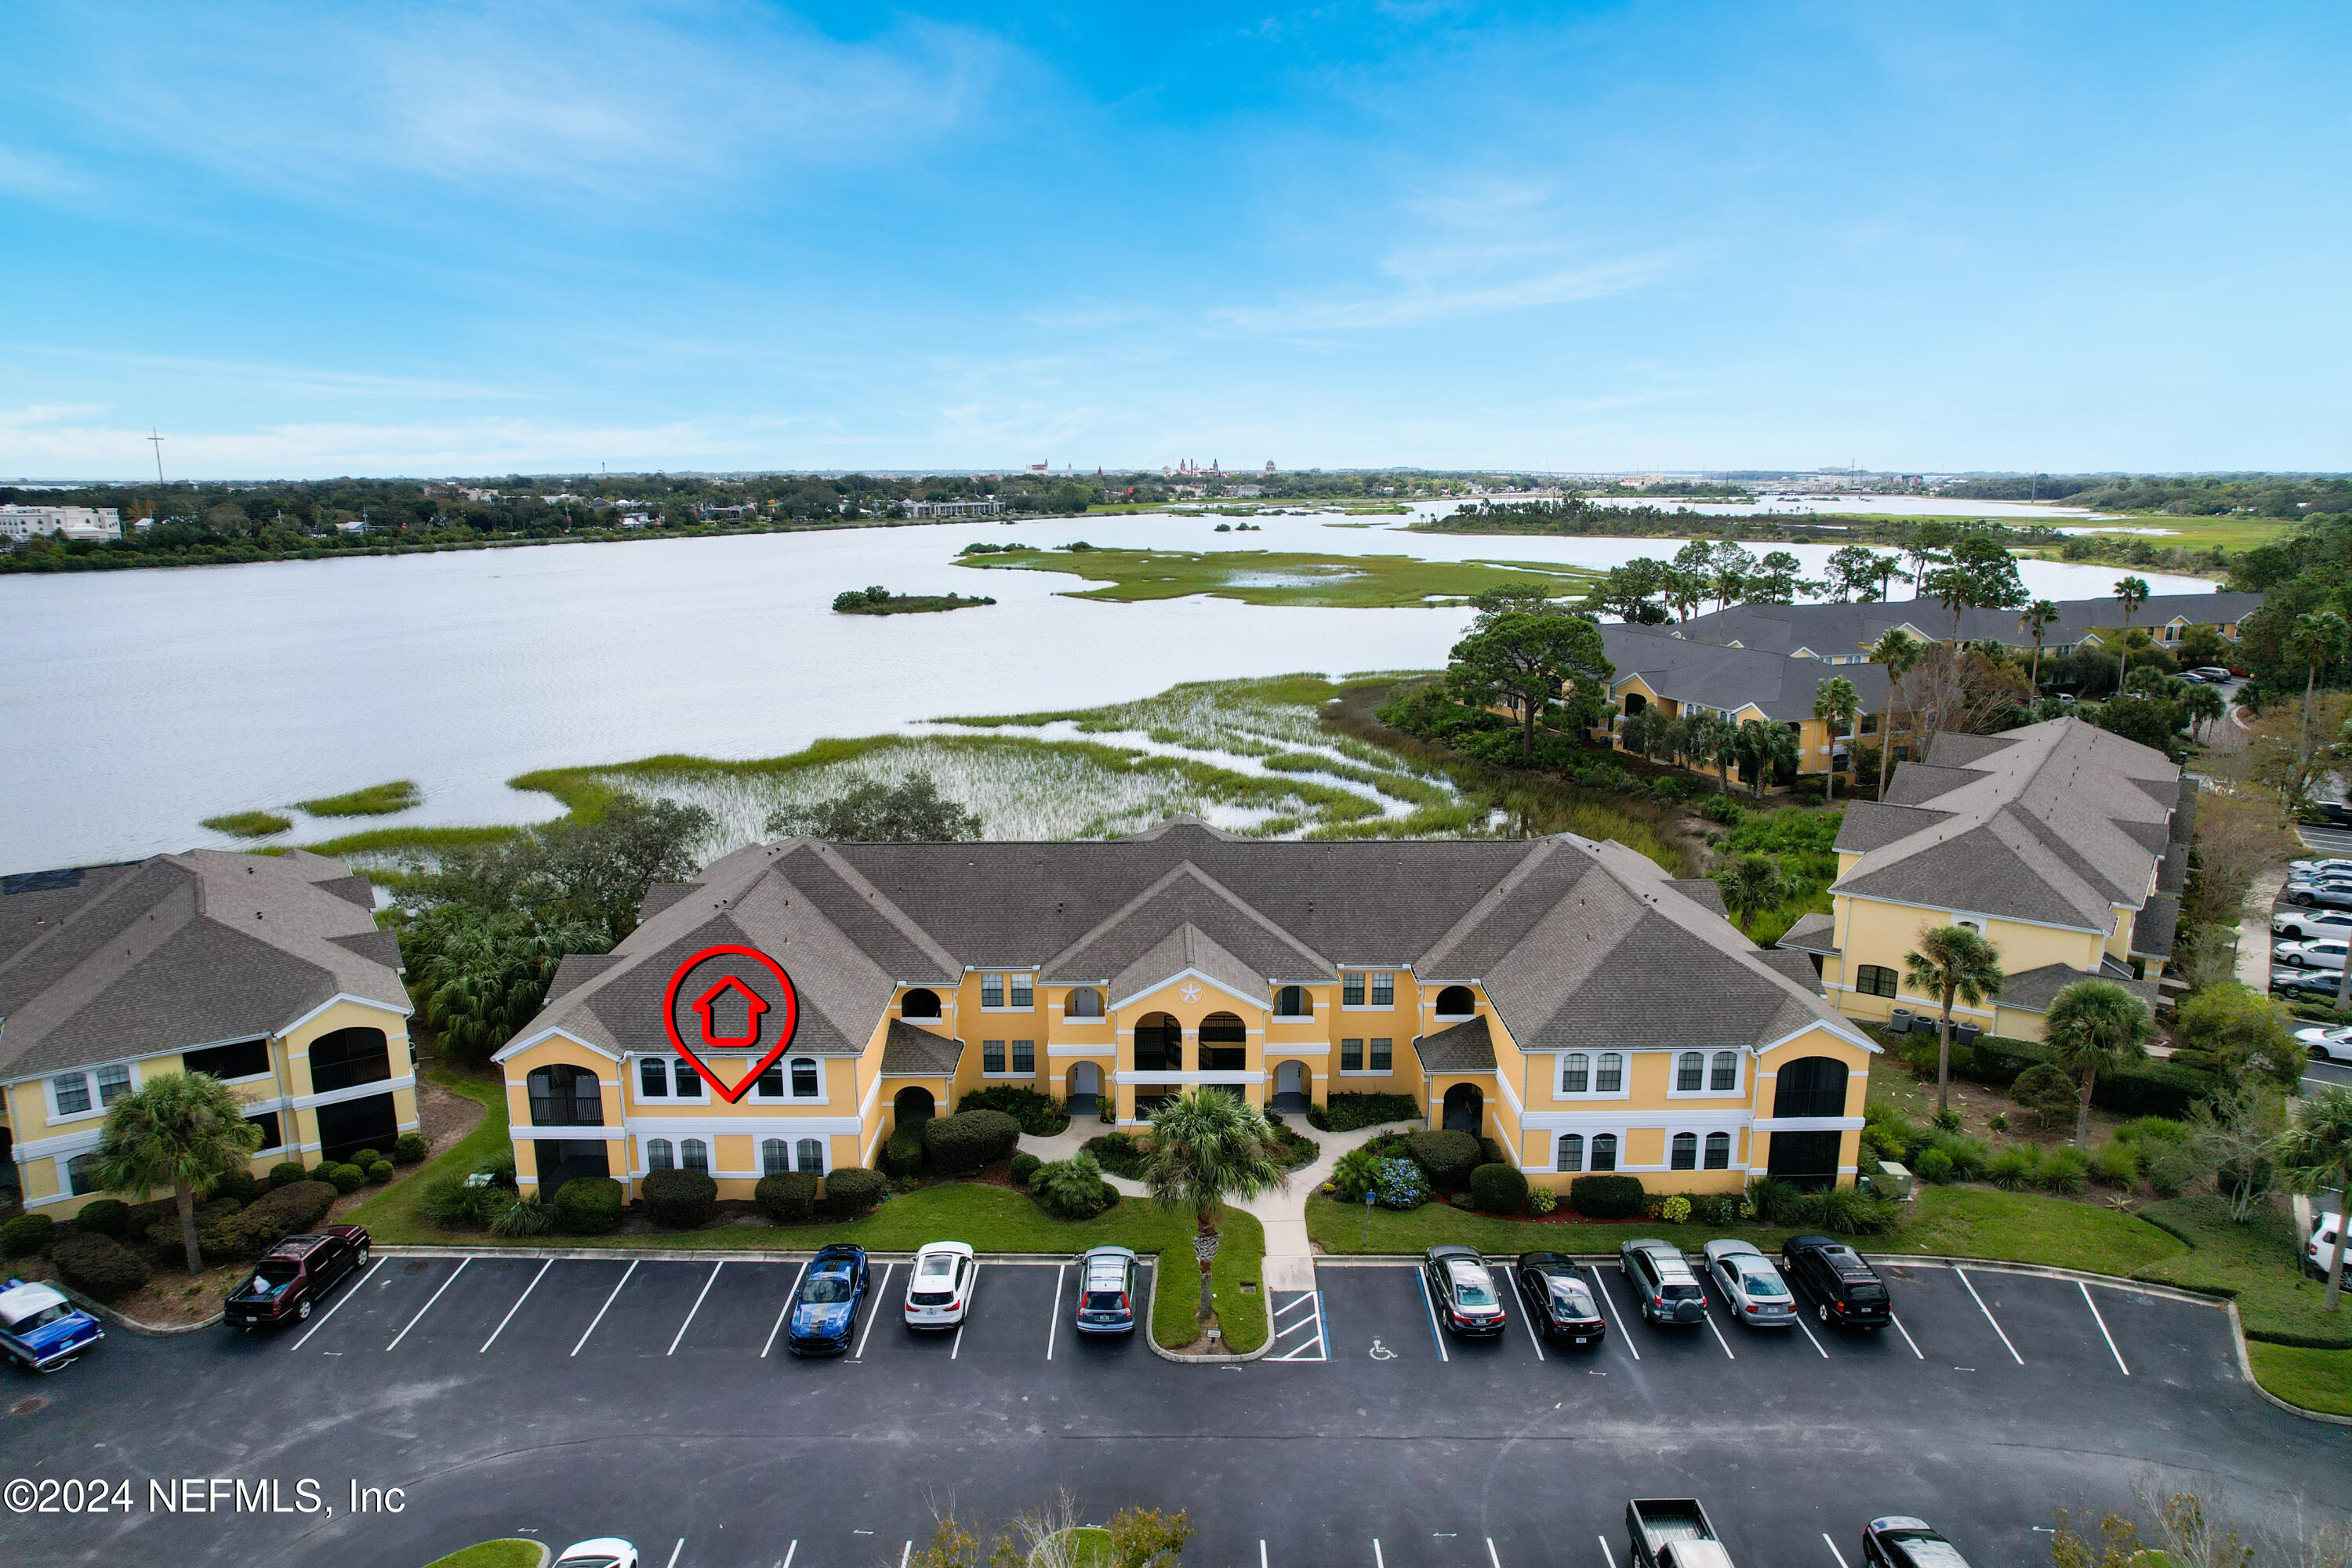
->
[786,1245,869,1356]
[0,1279,104,1372]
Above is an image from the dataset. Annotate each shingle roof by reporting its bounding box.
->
[879,1020,964,1076]
[1602,623,1889,721]
[1674,592,2264,659]
[1776,912,1840,956]
[0,850,408,1079]
[1413,1014,1496,1073]
[1998,962,2161,1014]
[2132,894,2180,959]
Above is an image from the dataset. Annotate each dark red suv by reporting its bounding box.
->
[225,1225,371,1330]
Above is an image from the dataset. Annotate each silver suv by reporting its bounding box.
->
[1619,1238,1707,1325]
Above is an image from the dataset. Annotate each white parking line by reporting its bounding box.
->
[1270,1290,1330,1363]
[1790,1306,1830,1359]
[1823,1533,1852,1568]
[664,1540,684,1568]
[289,1258,382,1350]
[853,1264,895,1360]
[1955,1268,2025,1365]
[779,1542,797,1568]
[1515,1290,1547,1361]
[899,1541,913,1568]
[1488,1537,1504,1568]
[1046,1263,1065,1360]
[480,1259,551,1353]
[386,1258,469,1351]
[1373,1539,1384,1568]
[1585,1267,1639,1361]
[1414,1269,1450,1362]
[1888,1310,1926,1359]
[761,1260,810,1359]
[1598,1534,1621,1568]
[1261,1541,1270,1568]
[1702,1306,1736,1360]
[571,1261,638,1357]
[952,1264,978,1360]
[666,1261,724,1356]
[2080,1281,2131,1375]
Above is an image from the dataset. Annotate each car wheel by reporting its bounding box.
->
[296,1298,313,1321]
[1818,1302,1831,1324]
[2292,891,2315,906]
[357,1246,369,1266]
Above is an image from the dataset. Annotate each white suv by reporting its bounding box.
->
[2274,908,2352,942]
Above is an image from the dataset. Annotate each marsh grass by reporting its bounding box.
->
[296,780,423,817]
[201,810,291,838]
[956,547,1600,608]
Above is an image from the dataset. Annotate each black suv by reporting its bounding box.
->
[1861,1518,1973,1568]
[1782,1234,1892,1329]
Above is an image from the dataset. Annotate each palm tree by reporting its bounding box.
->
[1144,1088,1290,1324]
[2040,979,2154,1149]
[1813,677,1860,803]
[1903,926,2006,1115]
[92,1071,266,1276]
[1868,629,1925,798]
[1690,711,1740,794]
[1719,854,1786,936]
[1661,568,1704,624]
[2272,1084,2352,1308]
[2181,680,2227,742]
[2111,575,2151,688]
[1733,718,1798,801]
[2287,609,2352,765]
[2019,599,2061,691]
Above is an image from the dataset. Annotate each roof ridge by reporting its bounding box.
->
[1415,837,1560,976]
[1042,857,1334,978]
[805,841,965,978]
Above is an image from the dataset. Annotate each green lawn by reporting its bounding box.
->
[296,779,423,816]
[346,1066,510,1240]
[2137,1196,2352,1349]
[1305,1193,1813,1257]
[955,546,1600,608]
[2245,1342,2352,1417]
[421,1541,543,1568]
[1897,1186,2185,1276]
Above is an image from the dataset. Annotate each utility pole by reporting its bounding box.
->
[147,429,165,487]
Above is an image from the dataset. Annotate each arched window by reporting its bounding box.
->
[309,1026,391,1093]
[646,1138,674,1171]
[1555,1134,1584,1173]
[1591,1133,1619,1172]
[790,1058,819,1098]
[1711,1051,1739,1091]
[795,1138,824,1174]
[1671,1132,1698,1171]
[1561,1053,1590,1094]
[761,1138,789,1176]
[1704,1131,1732,1170]
[1595,1053,1624,1093]
[1773,1057,1850,1119]
[902,988,942,1018]
[527,1064,603,1127]
[1677,1051,1704,1091]
[672,1058,701,1097]
[1274,985,1310,1018]
[1436,985,1475,1017]
[65,1150,105,1196]
[638,1058,669,1098]
[680,1138,710,1174]
[1067,987,1104,1018]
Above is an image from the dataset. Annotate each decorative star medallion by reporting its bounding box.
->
[1178,982,1203,1003]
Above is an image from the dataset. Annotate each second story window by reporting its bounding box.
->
[1711,1051,1739,1091]
[1595,1052,1624,1093]
[53,1071,93,1116]
[639,1058,669,1098]
[1561,1053,1589,1094]
[1010,975,1033,1008]
[791,1058,820,1098]
[982,975,1004,1008]
[1370,973,1394,1007]
[1343,973,1365,1007]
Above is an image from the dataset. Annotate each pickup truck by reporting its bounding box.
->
[0,1279,105,1372]
[1628,1498,1734,1568]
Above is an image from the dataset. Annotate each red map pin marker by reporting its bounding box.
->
[660,944,800,1104]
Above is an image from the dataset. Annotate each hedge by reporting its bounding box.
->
[269,1162,308,1189]
[641,1169,718,1229]
[755,1171,818,1223]
[211,1169,263,1206]
[74,1198,133,1241]
[552,1176,624,1235]
[199,1180,337,1261]
[1083,1133,1148,1179]
[1309,1093,1422,1132]
[1468,1163,1530,1215]
[1570,1174,1646,1219]
[879,1131,927,1178]
[1408,1130,1482,1191]
[393,1134,432,1164]
[1,1213,56,1258]
[52,1232,151,1301]
[1901,1028,2220,1119]
[923,1109,1022,1176]
[956,1084,1072,1135]
[821,1167,890,1220]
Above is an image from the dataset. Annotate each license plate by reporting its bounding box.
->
[1572,1336,1589,1344]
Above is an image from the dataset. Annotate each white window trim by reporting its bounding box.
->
[1550,1127,1628,1174]
[1432,1012,1476,1025]
[44,1058,140,1125]
[1554,1051,1632,1101]
[630,1053,710,1105]
[1665,1051,1747,1100]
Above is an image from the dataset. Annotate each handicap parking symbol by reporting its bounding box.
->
[1369,1338,1397,1361]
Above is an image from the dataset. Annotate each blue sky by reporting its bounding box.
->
[3,2,2345,478]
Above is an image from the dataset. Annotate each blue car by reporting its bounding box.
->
[0,1279,104,1372]
[786,1245,869,1356]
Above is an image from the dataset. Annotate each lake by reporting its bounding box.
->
[0,504,2214,873]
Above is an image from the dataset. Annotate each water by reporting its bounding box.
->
[0,504,2216,873]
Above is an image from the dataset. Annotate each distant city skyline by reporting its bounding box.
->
[3,2,2345,480]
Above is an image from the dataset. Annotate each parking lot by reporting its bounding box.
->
[10,1243,2348,1568]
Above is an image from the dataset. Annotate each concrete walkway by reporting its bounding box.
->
[2237,865,2286,992]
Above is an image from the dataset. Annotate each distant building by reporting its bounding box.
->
[1229,485,1263,499]
[901,499,1004,518]
[0,505,119,542]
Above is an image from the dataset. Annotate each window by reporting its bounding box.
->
[308,1026,390,1093]
[65,1152,104,1196]
[1436,985,1475,1016]
[795,1138,824,1174]
[1340,1039,1363,1071]
[902,988,941,1018]
[1274,985,1310,1017]
[526,1064,604,1127]
[53,1072,92,1117]
[1067,987,1104,1018]
[646,1138,674,1171]
[1855,964,1899,999]
[681,1138,710,1174]
[1860,713,1879,735]
[1343,973,1366,1007]
[639,1058,669,1098]
[981,975,1004,1008]
[984,1040,1007,1073]
[1704,1131,1732,1170]
[1595,1053,1624,1093]
[1671,1132,1697,1171]
[1555,1134,1584,1173]
[673,1058,701,1096]
[1591,1133,1618,1172]
[183,1038,271,1080]
[754,1062,783,1098]
[245,1111,283,1151]
[1711,1051,1739,1091]
[1560,1053,1589,1094]
[1370,973,1395,1007]
[1677,1052,1704,1091]
[761,1138,789,1175]
[1010,975,1033,1008]
[790,1058,819,1098]
[99,1062,135,1107]
[1369,1037,1392,1072]
[1011,1040,1035,1075]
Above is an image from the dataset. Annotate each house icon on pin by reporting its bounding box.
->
[694,975,769,1051]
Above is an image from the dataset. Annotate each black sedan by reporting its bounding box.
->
[1422,1244,1507,1338]
[1512,1252,1606,1346]
[1861,1518,1974,1568]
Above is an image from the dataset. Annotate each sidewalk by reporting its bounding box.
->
[2237,866,2285,992]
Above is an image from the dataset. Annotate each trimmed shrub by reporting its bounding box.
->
[392,1134,431,1164]
[1369,1157,1428,1210]
[2,1213,57,1258]
[880,1131,927,1179]
[755,1171,819,1223]
[52,1232,150,1301]
[198,1180,338,1261]
[325,1163,367,1194]
[1009,1152,1042,1187]
[351,1149,383,1168]
[268,1162,308,1189]
[74,1198,134,1241]
[2145,1148,2200,1199]
[552,1176,624,1235]
[487,1192,551,1238]
[365,1161,395,1185]
[1407,1130,1481,1191]
[1570,1174,1647,1220]
[1083,1133,1148,1179]
[1987,1146,2038,1191]
[1913,1148,1955,1185]
[1657,1195,1693,1225]
[821,1167,890,1221]
[2010,1064,2081,1131]
[956,1085,1071,1136]
[2088,1142,2139,1187]
[1468,1163,1530,1215]
[923,1110,1022,1176]
[2036,1146,2089,1196]
[310,1163,339,1183]
[1526,1186,1557,1216]
[1034,1152,1118,1219]
[210,1169,263,1206]
[419,1174,488,1229]
[1309,1092,1421,1132]
[641,1168,719,1229]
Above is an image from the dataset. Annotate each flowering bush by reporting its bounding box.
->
[1370,1157,1429,1210]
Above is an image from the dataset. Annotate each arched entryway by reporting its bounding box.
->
[1134,1013,1182,1070]
[1066,1062,1102,1116]
[1271,1060,1308,1114]
[1198,1011,1247,1070]
[893,1086,936,1128]
[1766,1055,1850,1189]
[1441,1083,1483,1134]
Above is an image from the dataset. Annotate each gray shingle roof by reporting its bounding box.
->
[1602,623,1889,721]
[879,1020,964,1076]
[0,850,408,1079]
[2132,894,2180,959]
[1674,592,2264,659]
[1998,962,2161,1014]
[1413,1014,1496,1073]
[1776,912,1840,956]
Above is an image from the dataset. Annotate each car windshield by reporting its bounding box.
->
[1735,1265,1788,1298]
[4,1301,71,1332]
[1547,1278,1591,1308]
[1896,1537,1970,1568]
[1446,1265,1496,1305]
[802,1273,853,1304]
[1659,1283,1702,1301]
[557,1558,623,1568]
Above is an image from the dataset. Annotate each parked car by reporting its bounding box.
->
[1512,1251,1606,1346]
[2274,908,2352,942]
[1626,1498,1735,1568]
[1424,1244,1508,1338]
[2296,1024,2352,1063]
[903,1241,977,1329]
[0,1279,104,1371]
[2273,937,2349,971]
[785,1243,869,1356]
[2273,971,2343,1004]
[1619,1238,1708,1325]
[223,1225,370,1330]
[553,1540,640,1568]
[2303,802,2352,829]
[2282,881,2352,910]
[1701,1240,1797,1328]
[1073,1245,1138,1335]
[2306,1213,2345,1279]
[2290,858,2352,877]
[1781,1234,1893,1329]
[1861,1518,1975,1568]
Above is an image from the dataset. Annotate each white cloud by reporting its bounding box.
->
[0,143,81,198]
[1209,246,1683,333]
